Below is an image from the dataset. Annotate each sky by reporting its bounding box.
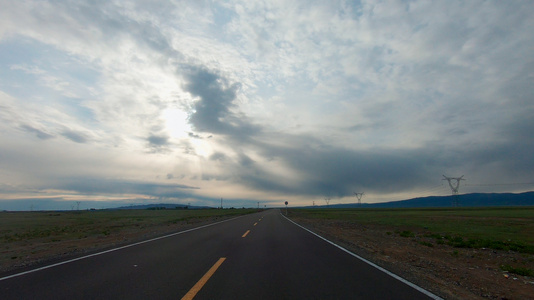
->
[1,0,533,210]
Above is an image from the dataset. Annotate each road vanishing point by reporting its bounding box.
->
[0,209,441,299]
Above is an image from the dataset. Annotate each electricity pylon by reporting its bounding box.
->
[442,175,465,207]
[324,197,331,207]
[354,192,364,206]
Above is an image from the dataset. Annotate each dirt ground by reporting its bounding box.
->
[289,216,534,300]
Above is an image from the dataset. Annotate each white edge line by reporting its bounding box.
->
[281,213,443,300]
[0,215,244,282]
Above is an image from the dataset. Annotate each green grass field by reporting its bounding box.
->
[0,209,256,244]
[290,207,534,254]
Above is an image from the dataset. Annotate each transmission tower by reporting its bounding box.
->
[442,175,465,207]
[324,197,331,207]
[354,192,364,206]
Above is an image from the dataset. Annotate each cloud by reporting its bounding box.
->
[203,132,439,198]
[188,132,202,139]
[57,178,198,196]
[184,66,261,140]
[61,129,89,143]
[147,134,169,146]
[1,0,534,210]
[209,152,227,162]
[20,124,54,140]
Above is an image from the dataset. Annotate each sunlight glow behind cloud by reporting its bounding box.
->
[1,0,533,210]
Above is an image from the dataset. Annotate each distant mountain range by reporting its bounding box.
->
[307,191,534,208]
[112,192,534,210]
[114,203,214,210]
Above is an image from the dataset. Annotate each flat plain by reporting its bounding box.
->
[2,207,533,299]
[0,208,256,274]
[289,207,534,299]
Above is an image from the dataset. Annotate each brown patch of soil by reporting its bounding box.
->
[290,216,534,300]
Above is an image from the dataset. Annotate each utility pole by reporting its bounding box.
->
[354,192,364,206]
[221,198,223,209]
[443,175,465,207]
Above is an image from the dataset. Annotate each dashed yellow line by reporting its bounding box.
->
[253,222,258,226]
[242,230,251,238]
[181,257,226,300]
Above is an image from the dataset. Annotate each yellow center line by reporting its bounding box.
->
[242,230,250,238]
[253,222,257,226]
[181,257,226,300]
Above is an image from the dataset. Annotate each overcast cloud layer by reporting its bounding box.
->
[1,0,533,210]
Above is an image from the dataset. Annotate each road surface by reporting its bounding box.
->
[0,209,440,299]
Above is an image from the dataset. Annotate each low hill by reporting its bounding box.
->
[114,203,214,210]
[310,191,534,208]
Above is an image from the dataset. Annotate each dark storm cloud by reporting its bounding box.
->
[488,109,534,175]
[183,67,261,140]
[181,68,443,197]
[247,137,442,197]
[181,77,530,198]
[179,61,534,199]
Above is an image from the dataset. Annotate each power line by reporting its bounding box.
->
[411,180,534,200]
[413,184,448,195]
[353,192,364,206]
[465,182,534,187]
[442,175,465,207]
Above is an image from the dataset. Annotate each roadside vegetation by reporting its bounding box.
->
[288,207,534,299]
[1,209,255,242]
[0,208,257,272]
[290,207,534,253]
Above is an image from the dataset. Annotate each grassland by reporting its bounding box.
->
[288,207,534,299]
[0,208,257,272]
[0,209,256,242]
[291,207,534,253]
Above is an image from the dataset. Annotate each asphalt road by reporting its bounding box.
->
[0,209,440,299]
